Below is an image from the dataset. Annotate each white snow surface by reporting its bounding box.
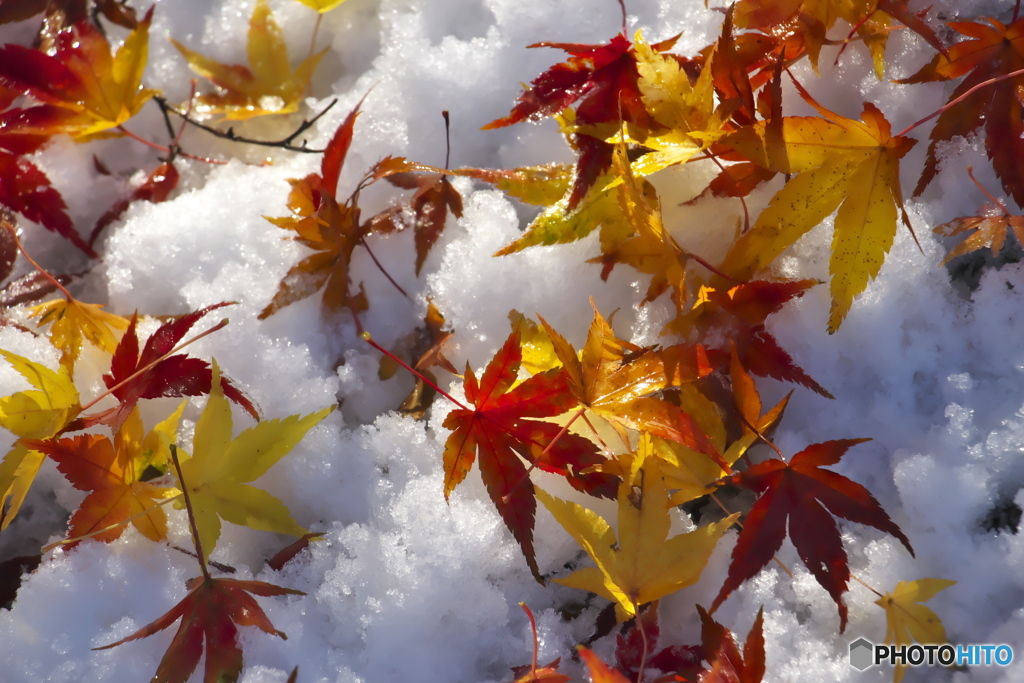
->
[0,0,1022,681]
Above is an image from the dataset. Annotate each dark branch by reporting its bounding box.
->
[153,97,338,154]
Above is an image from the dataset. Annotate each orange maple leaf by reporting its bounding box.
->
[28,406,182,546]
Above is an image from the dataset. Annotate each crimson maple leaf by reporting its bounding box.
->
[79,304,258,431]
[675,280,831,398]
[442,325,617,580]
[710,439,913,631]
[900,16,1024,206]
[95,575,302,683]
[697,605,766,683]
[484,31,674,208]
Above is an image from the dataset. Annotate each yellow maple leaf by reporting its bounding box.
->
[875,578,956,683]
[171,0,325,120]
[537,450,736,620]
[293,0,350,11]
[174,361,333,559]
[0,350,80,529]
[719,79,916,332]
[657,352,790,506]
[29,297,130,371]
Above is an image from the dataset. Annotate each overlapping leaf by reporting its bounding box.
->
[174,362,332,558]
[538,449,736,620]
[673,280,831,397]
[718,81,916,332]
[900,17,1024,206]
[85,304,257,431]
[0,350,79,528]
[710,439,913,631]
[442,324,617,580]
[538,304,716,455]
[28,405,183,546]
[29,296,130,371]
[0,8,156,140]
[484,30,675,208]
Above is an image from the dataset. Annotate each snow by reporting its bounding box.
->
[1,0,1023,681]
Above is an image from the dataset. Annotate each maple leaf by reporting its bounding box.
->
[85,304,258,431]
[875,578,955,683]
[261,99,388,319]
[442,325,617,580]
[653,353,790,507]
[579,647,631,683]
[538,451,737,620]
[730,0,944,79]
[615,603,704,683]
[0,7,156,140]
[0,350,80,529]
[28,405,184,546]
[171,0,324,120]
[374,168,463,275]
[594,143,700,314]
[0,151,88,255]
[710,439,913,631]
[900,17,1024,207]
[718,80,916,332]
[293,0,349,11]
[174,361,333,558]
[29,295,130,372]
[934,210,1024,266]
[95,574,303,683]
[697,605,766,683]
[538,304,717,456]
[673,280,831,398]
[484,30,675,208]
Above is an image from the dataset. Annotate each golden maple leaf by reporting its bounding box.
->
[171,0,325,120]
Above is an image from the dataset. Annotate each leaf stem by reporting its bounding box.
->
[635,601,649,683]
[2,220,75,300]
[40,493,182,553]
[966,165,1010,215]
[78,318,230,415]
[169,444,210,580]
[851,573,884,598]
[895,66,1024,139]
[360,331,469,410]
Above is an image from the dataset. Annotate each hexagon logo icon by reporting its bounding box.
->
[850,638,874,671]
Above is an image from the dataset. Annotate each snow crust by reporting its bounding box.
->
[2,0,1024,681]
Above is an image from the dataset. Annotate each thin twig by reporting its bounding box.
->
[155,96,337,153]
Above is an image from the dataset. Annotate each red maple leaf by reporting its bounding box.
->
[442,325,617,580]
[710,439,913,631]
[95,575,302,683]
[679,280,832,398]
[80,303,258,431]
[483,32,674,208]
[697,605,766,683]
[899,16,1024,206]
